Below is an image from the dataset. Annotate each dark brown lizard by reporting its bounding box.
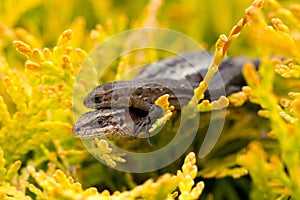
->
[83,51,259,116]
[73,51,259,139]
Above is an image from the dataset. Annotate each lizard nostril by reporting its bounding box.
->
[73,126,80,132]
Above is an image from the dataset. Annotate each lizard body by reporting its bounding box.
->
[73,51,259,139]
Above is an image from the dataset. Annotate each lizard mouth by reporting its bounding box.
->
[73,124,125,139]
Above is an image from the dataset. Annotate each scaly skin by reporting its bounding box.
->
[73,51,259,139]
[83,51,259,111]
[73,108,151,139]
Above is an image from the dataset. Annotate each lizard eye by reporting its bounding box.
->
[94,96,102,103]
[97,118,105,127]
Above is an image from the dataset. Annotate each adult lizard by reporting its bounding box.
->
[73,51,260,139]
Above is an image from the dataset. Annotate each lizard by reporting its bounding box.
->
[83,51,259,117]
[73,51,260,139]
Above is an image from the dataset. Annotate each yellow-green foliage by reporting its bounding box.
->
[1,0,300,199]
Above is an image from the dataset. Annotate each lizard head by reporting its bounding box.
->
[72,109,135,139]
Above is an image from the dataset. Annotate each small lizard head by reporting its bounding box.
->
[72,109,135,139]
